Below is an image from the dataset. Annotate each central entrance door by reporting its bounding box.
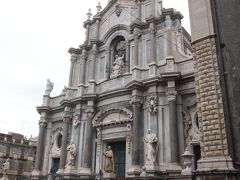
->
[108,141,126,178]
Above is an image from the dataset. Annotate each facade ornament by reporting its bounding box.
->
[96,2,102,13]
[73,114,81,128]
[92,107,133,127]
[144,129,158,164]
[181,147,193,175]
[103,146,114,173]
[182,111,192,144]
[147,96,158,114]
[115,4,122,17]
[95,128,101,145]
[44,79,54,96]
[87,9,92,20]
[166,88,177,102]
[1,158,10,176]
[110,54,126,78]
[65,142,77,168]
[126,123,131,131]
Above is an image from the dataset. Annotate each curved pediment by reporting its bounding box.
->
[92,107,133,127]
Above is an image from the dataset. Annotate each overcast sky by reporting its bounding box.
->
[0,0,190,138]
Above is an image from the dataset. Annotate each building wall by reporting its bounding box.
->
[210,0,240,167]
[188,0,238,179]
[0,133,36,179]
[33,0,196,179]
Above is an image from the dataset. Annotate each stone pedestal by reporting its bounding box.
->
[127,166,141,177]
[148,63,157,77]
[103,172,115,179]
[145,163,160,177]
[0,175,9,180]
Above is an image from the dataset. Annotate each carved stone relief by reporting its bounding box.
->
[147,96,158,114]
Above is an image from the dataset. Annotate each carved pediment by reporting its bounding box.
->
[92,107,133,127]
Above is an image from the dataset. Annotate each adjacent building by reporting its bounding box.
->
[0,132,37,180]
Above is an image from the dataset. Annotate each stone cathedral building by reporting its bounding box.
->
[31,0,199,179]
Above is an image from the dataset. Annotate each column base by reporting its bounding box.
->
[195,169,238,180]
[127,166,141,177]
[197,156,235,170]
[195,156,238,180]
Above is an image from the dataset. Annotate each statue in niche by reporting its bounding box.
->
[144,129,158,164]
[65,142,76,168]
[44,79,54,96]
[110,54,125,78]
[1,158,10,175]
[103,146,114,173]
[1,158,10,180]
[110,40,126,78]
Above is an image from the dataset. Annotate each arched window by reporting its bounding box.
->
[56,133,62,148]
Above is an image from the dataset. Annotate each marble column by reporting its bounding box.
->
[106,49,111,79]
[89,44,97,81]
[34,113,48,172]
[95,19,100,40]
[130,97,142,174]
[150,23,156,63]
[68,55,77,87]
[82,107,94,173]
[58,108,72,173]
[79,49,87,85]
[133,30,139,67]
[167,87,179,163]
[126,41,130,72]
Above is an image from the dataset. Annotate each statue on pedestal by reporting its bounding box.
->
[103,146,114,173]
[1,158,10,180]
[144,129,158,164]
[44,79,54,96]
[65,143,76,168]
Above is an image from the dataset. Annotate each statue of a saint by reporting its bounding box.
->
[103,146,114,173]
[65,142,76,167]
[110,54,125,78]
[44,79,54,96]
[1,158,10,177]
[144,129,158,164]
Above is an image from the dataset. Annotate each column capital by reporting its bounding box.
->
[166,88,177,102]
[85,108,95,119]
[38,119,48,127]
[130,98,143,107]
[70,56,77,63]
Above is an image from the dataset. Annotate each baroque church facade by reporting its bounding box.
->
[32,0,198,179]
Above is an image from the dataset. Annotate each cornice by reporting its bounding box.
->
[68,47,81,54]
[125,80,144,90]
